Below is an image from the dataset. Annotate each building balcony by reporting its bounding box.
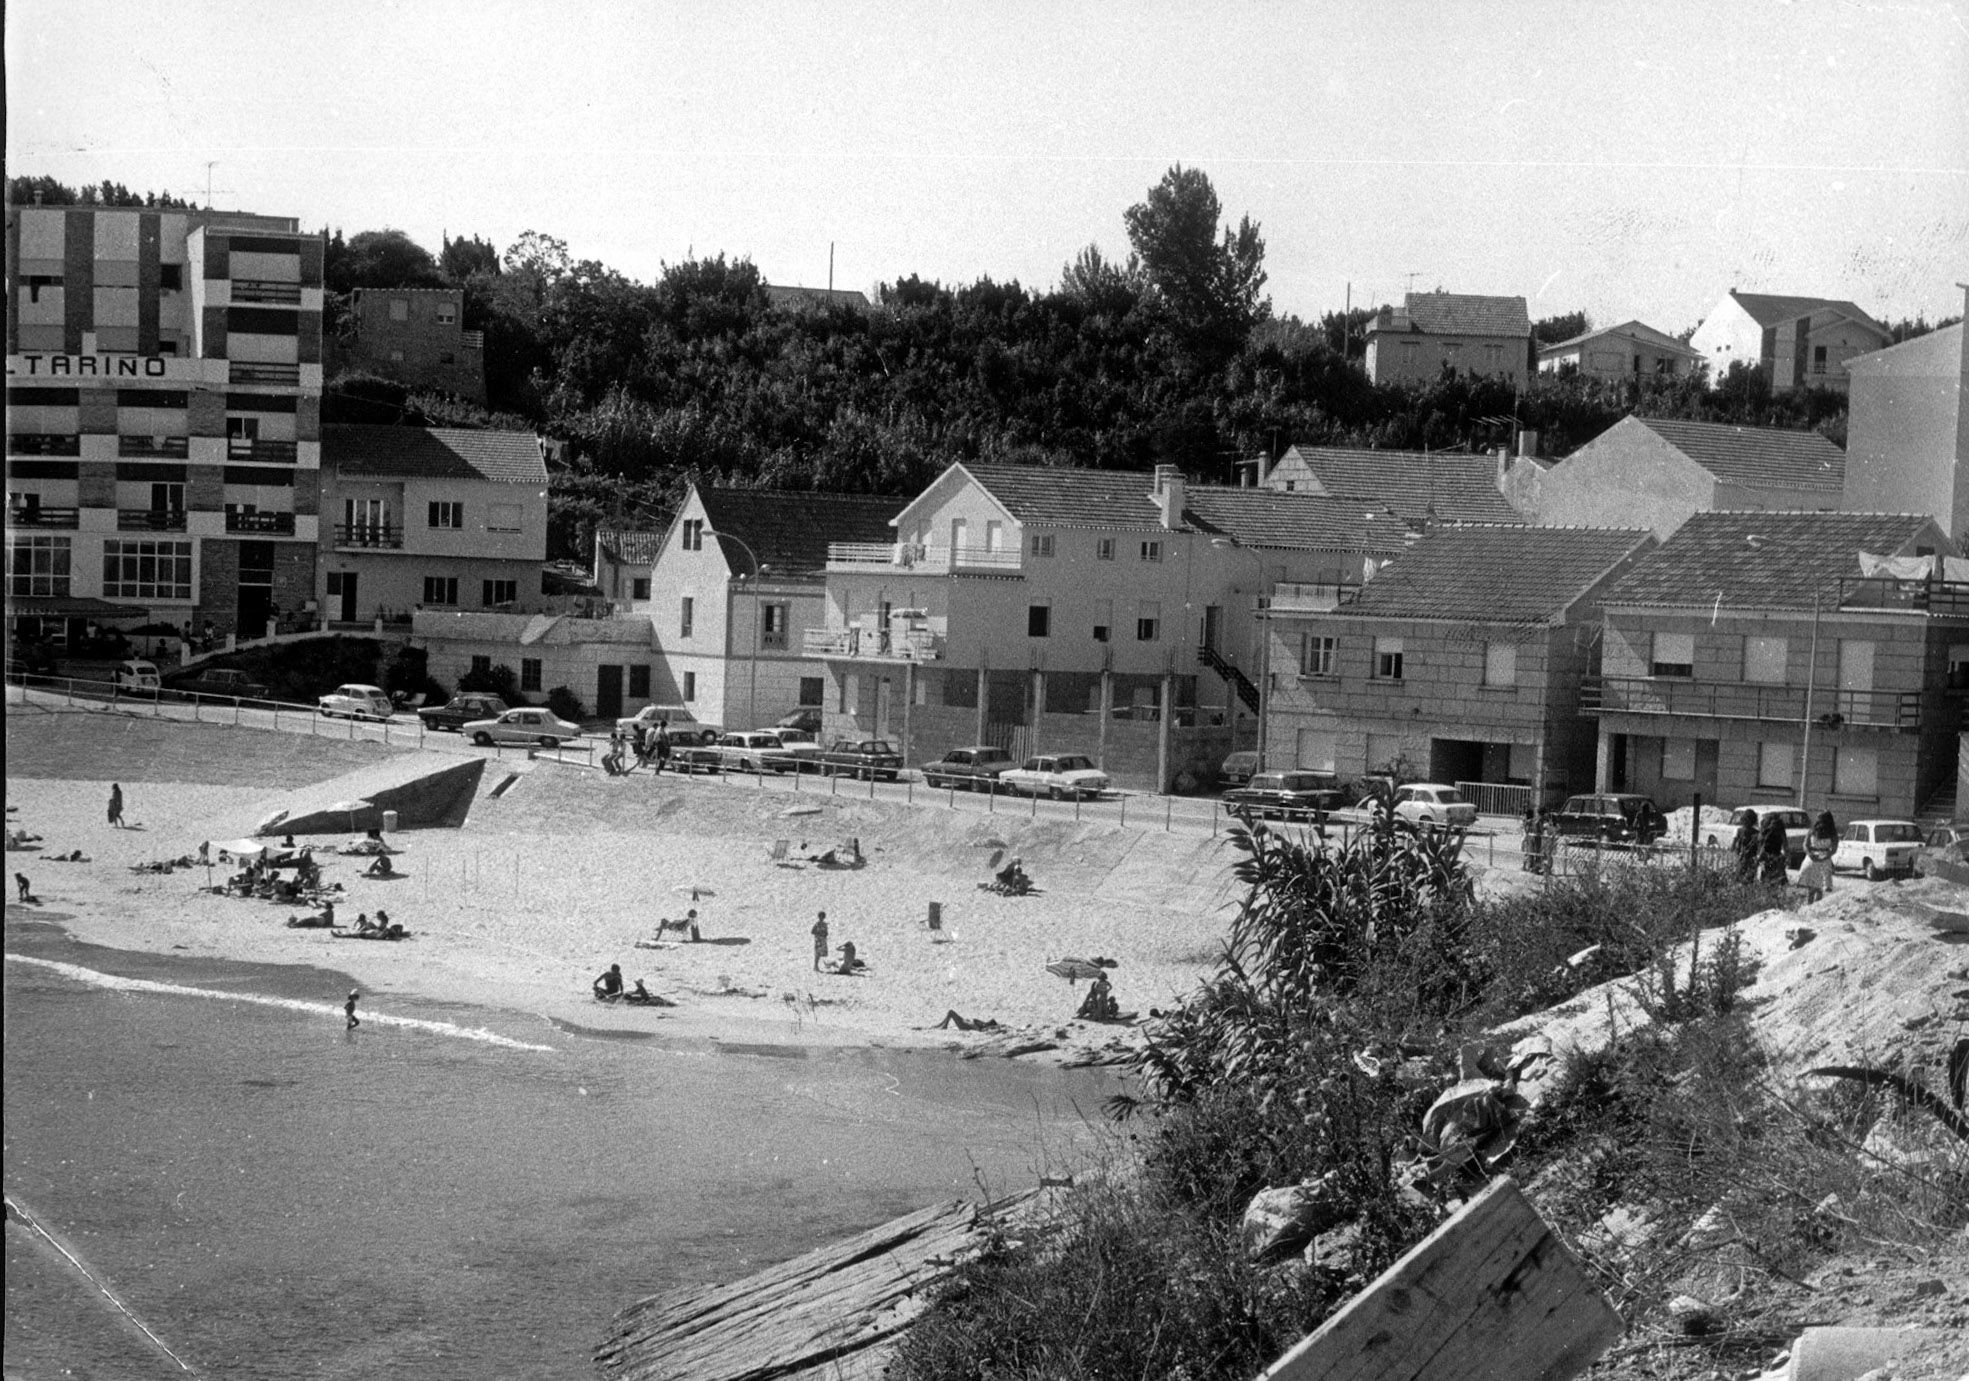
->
[231,279,302,305]
[118,508,188,532]
[802,625,946,662]
[1837,575,1969,617]
[825,541,1022,575]
[1269,580,1363,613]
[6,506,79,529]
[227,438,298,464]
[118,435,191,459]
[226,510,296,535]
[334,523,404,549]
[230,362,301,386]
[7,433,81,457]
[1581,674,1920,731]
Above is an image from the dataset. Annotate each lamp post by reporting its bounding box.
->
[1211,537,1271,771]
[702,529,765,731]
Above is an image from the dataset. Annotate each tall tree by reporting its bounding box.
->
[1123,164,1269,367]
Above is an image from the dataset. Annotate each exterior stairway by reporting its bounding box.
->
[1914,783,1959,827]
[1198,643,1261,714]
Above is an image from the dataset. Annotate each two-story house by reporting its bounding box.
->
[1582,511,1963,818]
[1362,292,1531,387]
[335,286,486,403]
[1688,291,1891,393]
[6,201,325,646]
[1841,294,1968,542]
[1535,320,1705,382]
[593,528,662,613]
[801,462,1413,791]
[1264,524,1655,809]
[318,425,547,626]
[1262,444,1531,525]
[1506,416,1846,539]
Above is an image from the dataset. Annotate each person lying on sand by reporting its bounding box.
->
[288,903,337,929]
[935,1010,1001,1032]
[623,980,674,1007]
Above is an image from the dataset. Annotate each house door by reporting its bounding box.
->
[337,572,359,623]
[1202,605,1222,654]
[596,664,624,720]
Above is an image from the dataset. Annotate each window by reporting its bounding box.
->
[437,300,458,325]
[389,298,409,322]
[423,576,459,605]
[7,534,71,596]
[1092,598,1111,643]
[428,501,463,529]
[151,482,184,512]
[488,503,522,533]
[1812,345,1828,374]
[1757,741,1793,789]
[1651,631,1694,678]
[470,655,492,676]
[1299,634,1335,677]
[799,676,824,707]
[631,578,650,601]
[159,265,182,291]
[1027,603,1051,638]
[1662,738,1696,780]
[1373,636,1404,681]
[520,658,543,693]
[1096,538,1115,561]
[1029,533,1054,557]
[1484,343,1505,370]
[1136,600,1161,642]
[680,596,694,638]
[102,539,191,599]
[681,519,704,551]
[438,352,456,365]
[1483,643,1517,687]
[1744,635,1787,685]
[483,579,517,607]
[760,601,789,650]
[1833,744,1877,796]
[1837,639,1874,692]
[682,671,697,702]
[629,664,651,698]
[1139,540,1163,563]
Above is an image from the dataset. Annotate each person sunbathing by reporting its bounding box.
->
[1076,974,1119,1021]
[363,854,395,878]
[834,941,867,974]
[935,1010,1002,1032]
[624,980,673,1006]
[593,962,625,1000]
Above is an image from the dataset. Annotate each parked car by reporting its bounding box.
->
[818,739,903,781]
[714,731,798,773]
[115,659,162,694]
[462,706,583,748]
[1830,820,1923,880]
[1391,783,1478,830]
[1552,793,1667,845]
[418,693,510,733]
[318,683,394,721]
[172,667,269,700]
[615,704,721,745]
[922,745,1017,791]
[777,707,824,735]
[1222,770,1345,821]
[760,727,828,770]
[1001,754,1109,800]
[1220,750,1260,788]
[1914,823,1967,881]
[1701,806,1812,866]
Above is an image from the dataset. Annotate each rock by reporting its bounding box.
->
[1302,1220,1364,1275]
[1667,1293,1720,1335]
[1911,1277,1946,1298]
[1241,1173,1345,1263]
[1682,1203,1738,1250]
[1582,1204,1658,1259]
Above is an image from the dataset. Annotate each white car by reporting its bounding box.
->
[463,706,583,748]
[1830,819,1923,880]
[759,727,827,770]
[1000,754,1109,800]
[1391,783,1478,830]
[318,683,394,720]
[615,704,721,745]
[714,731,797,773]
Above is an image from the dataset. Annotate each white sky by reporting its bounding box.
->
[7,0,1967,331]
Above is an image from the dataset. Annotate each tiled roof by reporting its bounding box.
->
[696,488,902,577]
[596,529,663,566]
[323,425,546,484]
[1538,319,1703,358]
[1601,511,1937,611]
[1728,291,1886,336]
[1182,489,1414,553]
[1635,418,1845,493]
[1333,525,1654,625]
[1372,292,1530,338]
[1279,446,1528,526]
[964,464,1175,530]
[412,610,655,646]
[763,284,870,311]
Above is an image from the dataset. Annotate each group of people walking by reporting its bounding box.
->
[1734,808,1840,902]
[603,721,672,776]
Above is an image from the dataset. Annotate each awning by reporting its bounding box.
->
[8,597,150,620]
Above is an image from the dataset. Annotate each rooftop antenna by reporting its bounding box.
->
[201,161,235,209]
[1404,271,1425,296]
[828,242,835,294]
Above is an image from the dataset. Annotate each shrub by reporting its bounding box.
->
[458,662,522,703]
[545,685,586,722]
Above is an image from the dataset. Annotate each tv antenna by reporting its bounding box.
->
[202,161,236,209]
[1403,271,1427,295]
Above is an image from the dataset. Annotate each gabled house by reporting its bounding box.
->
[1688,290,1891,392]
[1363,292,1531,387]
[1506,416,1845,538]
[649,485,898,732]
[802,461,1413,790]
[593,528,662,612]
[1536,320,1705,382]
[1582,511,1964,818]
[1262,445,1530,526]
[1264,525,1655,808]
[1841,301,1969,542]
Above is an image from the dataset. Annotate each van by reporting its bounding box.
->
[115,660,162,694]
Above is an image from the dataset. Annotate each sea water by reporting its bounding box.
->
[4,921,1117,1379]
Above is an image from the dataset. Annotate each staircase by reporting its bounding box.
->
[1914,783,1959,827]
[1198,643,1261,714]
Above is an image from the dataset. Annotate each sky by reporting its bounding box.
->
[7,0,1967,333]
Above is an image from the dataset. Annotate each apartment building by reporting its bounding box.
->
[6,201,324,644]
[1841,303,1969,542]
[336,286,485,403]
[1689,291,1891,393]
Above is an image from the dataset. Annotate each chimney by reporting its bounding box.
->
[1518,429,1540,459]
[1494,444,1511,483]
[1257,452,1272,487]
[1153,464,1185,530]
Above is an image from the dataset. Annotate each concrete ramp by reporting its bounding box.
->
[255,754,487,835]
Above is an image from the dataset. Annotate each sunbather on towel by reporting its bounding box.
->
[935,1010,1002,1032]
[363,854,394,878]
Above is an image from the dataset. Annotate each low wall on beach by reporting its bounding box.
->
[257,756,488,835]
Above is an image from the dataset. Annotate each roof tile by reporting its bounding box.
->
[1277,446,1528,525]
[1373,292,1531,338]
[1601,511,1938,610]
[696,488,902,577]
[1333,525,1654,625]
[323,425,546,484]
[1632,417,1845,493]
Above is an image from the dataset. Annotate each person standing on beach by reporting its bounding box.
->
[345,990,360,1029]
[107,783,125,828]
[811,912,829,971]
[15,872,31,903]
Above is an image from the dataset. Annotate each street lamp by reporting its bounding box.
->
[701,529,765,731]
[1210,536,1272,772]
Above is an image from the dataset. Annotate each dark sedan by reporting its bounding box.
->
[818,739,903,781]
[1552,793,1667,845]
[417,693,510,733]
[1222,770,1346,821]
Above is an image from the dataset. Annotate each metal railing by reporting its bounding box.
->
[1581,674,1921,730]
[333,523,404,548]
[227,438,298,463]
[230,363,301,385]
[226,511,297,535]
[1454,780,1533,817]
[231,279,303,304]
[1837,575,1969,617]
[118,435,190,459]
[825,541,1022,573]
[801,626,946,661]
[7,433,81,456]
[6,506,79,528]
[118,508,188,532]
[1269,580,1362,612]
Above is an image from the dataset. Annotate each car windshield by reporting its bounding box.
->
[1434,788,1465,804]
[866,742,894,754]
[1873,823,1921,843]
[1279,775,1327,790]
[1055,756,1095,771]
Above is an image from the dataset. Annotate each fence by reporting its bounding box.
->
[1454,780,1533,818]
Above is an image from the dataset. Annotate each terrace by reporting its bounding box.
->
[1581,675,1920,731]
[825,542,1022,576]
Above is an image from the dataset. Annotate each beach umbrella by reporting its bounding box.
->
[672,884,716,899]
[215,838,268,860]
[1046,958,1107,985]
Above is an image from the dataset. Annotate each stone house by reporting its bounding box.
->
[1688,290,1890,393]
[1264,524,1656,812]
[335,286,485,404]
[1841,302,1968,542]
[1535,320,1704,381]
[1583,511,1964,818]
[1362,292,1531,387]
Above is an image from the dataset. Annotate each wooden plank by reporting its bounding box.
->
[1261,1177,1621,1381]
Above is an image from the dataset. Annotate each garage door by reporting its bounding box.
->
[1295,728,1338,772]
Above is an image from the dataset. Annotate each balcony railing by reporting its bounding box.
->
[1581,674,1920,731]
[227,438,298,463]
[1837,575,1969,617]
[226,511,297,535]
[1270,580,1363,613]
[231,279,302,305]
[118,435,190,459]
[6,506,79,529]
[802,626,946,661]
[7,433,81,456]
[334,523,403,549]
[230,363,300,385]
[118,508,188,532]
[825,541,1022,574]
